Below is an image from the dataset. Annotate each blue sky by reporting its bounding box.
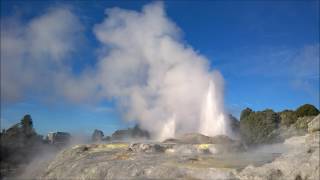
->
[1,0,319,136]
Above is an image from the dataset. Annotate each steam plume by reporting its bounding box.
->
[92,2,230,139]
[1,2,232,140]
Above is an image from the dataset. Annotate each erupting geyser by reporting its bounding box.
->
[53,2,233,140]
[200,80,230,137]
[91,2,233,140]
[159,114,176,140]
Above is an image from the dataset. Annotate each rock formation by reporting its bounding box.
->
[237,116,320,180]
[110,125,150,140]
[91,129,104,142]
[19,115,320,179]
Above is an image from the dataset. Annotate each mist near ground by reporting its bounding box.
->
[15,136,291,180]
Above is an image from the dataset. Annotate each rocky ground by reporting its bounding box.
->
[12,115,320,180]
[237,115,320,180]
[238,131,319,180]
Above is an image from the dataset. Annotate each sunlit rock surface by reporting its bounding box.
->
[237,132,320,180]
[26,141,239,179]
[237,115,320,179]
[308,114,320,133]
[21,117,320,179]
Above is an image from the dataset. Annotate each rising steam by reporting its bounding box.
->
[91,2,231,140]
[1,2,232,140]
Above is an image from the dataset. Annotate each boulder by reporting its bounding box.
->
[308,115,320,133]
[294,116,315,131]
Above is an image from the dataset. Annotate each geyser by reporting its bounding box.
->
[200,80,229,137]
[90,2,232,140]
[159,114,176,140]
[10,2,233,140]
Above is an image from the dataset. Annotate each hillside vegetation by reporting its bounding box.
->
[239,104,319,145]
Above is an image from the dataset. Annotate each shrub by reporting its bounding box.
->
[279,110,298,127]
[240,108,253,120]
[294,116,316,130]
[240,109,280,145]
[21,114,35,137]
[295,104,319,117]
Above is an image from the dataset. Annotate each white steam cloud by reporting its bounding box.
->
[91,2,230,139]
[1,2,231,140]
[1,7,83,103]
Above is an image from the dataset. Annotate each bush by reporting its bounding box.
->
[279,110,298,127]
[240,108,252,120]
[240,109,280,145]
[295,104,319,117]
[21,114,35,137]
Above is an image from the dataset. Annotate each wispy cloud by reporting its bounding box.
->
[221,44,319,98]
[1,6,84,103]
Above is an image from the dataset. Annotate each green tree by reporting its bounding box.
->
[240,109,280,145]
[240,108,253,120]
[295,104,319,117]
[279,110,298,127]
[20,114,34,137]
